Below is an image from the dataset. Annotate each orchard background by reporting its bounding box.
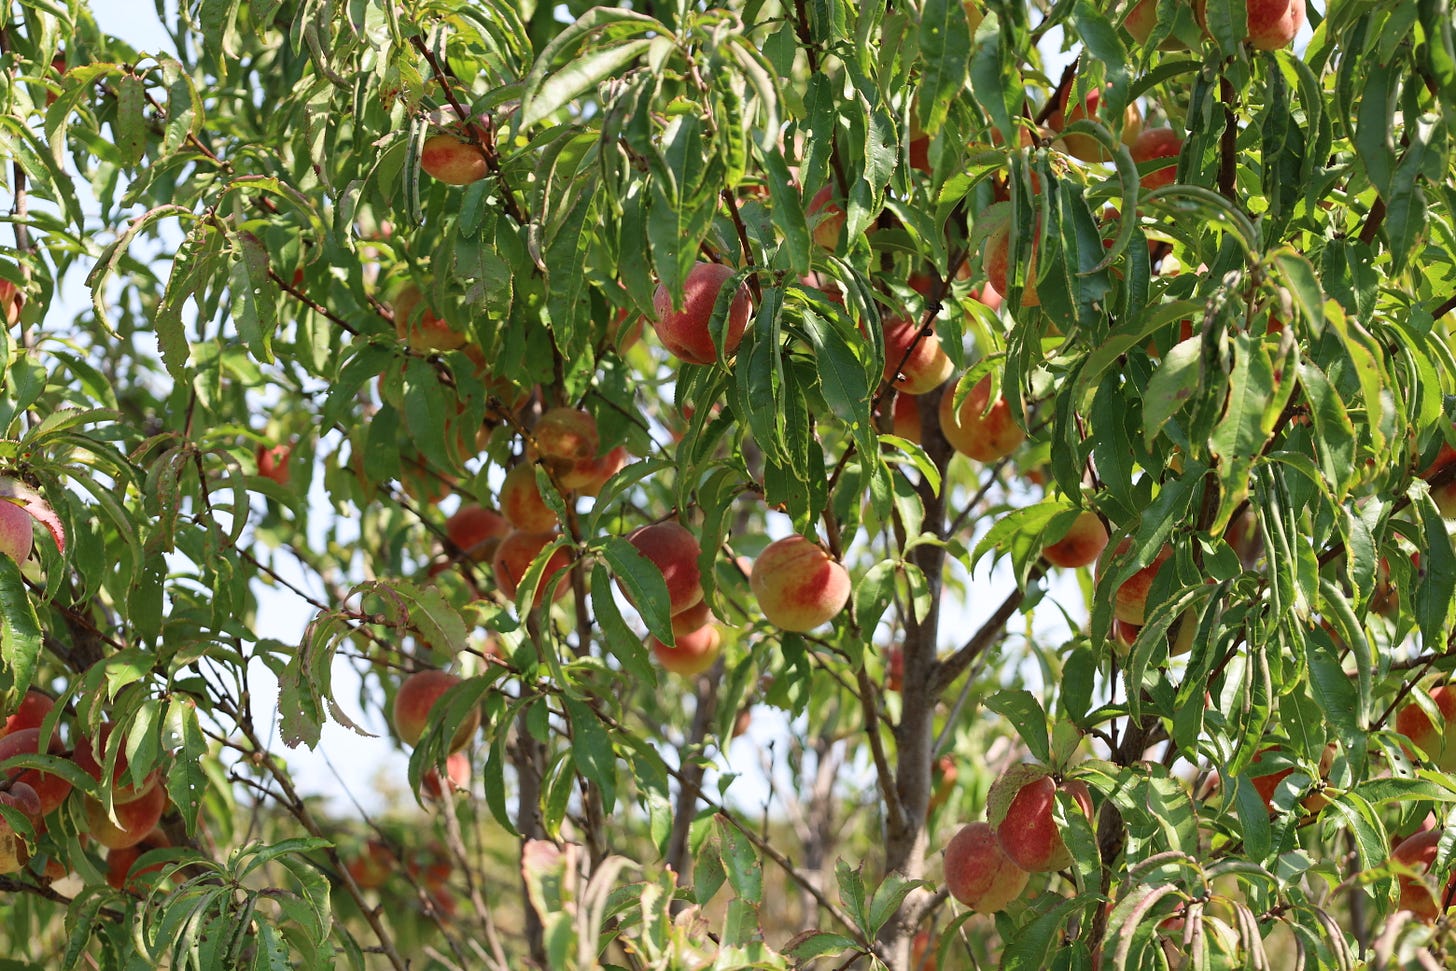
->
[0,0,1454,968]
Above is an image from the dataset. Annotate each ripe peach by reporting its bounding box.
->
[398,452,456,505]
[624,521,704,617]
[982,212,1040,306]
[393,669,481,751]
[0,278,23,327]
[908,132,932,174]
[255,442,291,486]
[930,754,959,815]
[3,691,54,736]
[1050,86,1143,162]
[1130,128,1182,191]
[421,750,472,800]
[492,529,572,607]
[571,445,631,498]
[650,623,722,676]
[1391,829,1449,922]
[1105,540,1174,626]
[420,133,487,185]
[499,463,561,533]
[943,821,1030,912]
[0,500,33,564]
[651,262,752,365]
[882,318,954,395]
[0,781,40,821]
[808,186,845,250]
[939,376,1025,463]
[991,772,1092,872]
[0,791,35,874]
[74,723,161,805]
[82,782,168,850]
[346,839,393,890]
[1397,684,1456,771]
[443,504,511,563]
[799,270,845,305]
[1195,0,1304,50]
[105,828,171,893]
[971,280,1003,312]
[749,535,850,632]
[669,599,714,638]
[1123,0,1189,48]
[0,728,71,815]
[533,407,599,466]
[962,0,984,31]
[392,283,468,353]
[1248,747,1293,810]
[911,930,937,971]
[1421,444,1456,519]
[891,392,923,444]
[1042,511,1110,569]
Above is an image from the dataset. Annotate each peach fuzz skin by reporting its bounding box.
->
[749,535,850,632]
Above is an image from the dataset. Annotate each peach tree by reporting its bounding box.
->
[0,0,1454,968]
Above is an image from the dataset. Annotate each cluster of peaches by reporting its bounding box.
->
[0,691,174,893]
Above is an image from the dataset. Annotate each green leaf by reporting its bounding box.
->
[564,698,617,811]
[1001,896,1087,971]
[969,15,1019,144]
[233,231,277,364]
[1142,336,1203,445]
[590,564,655,685]
[1414,490,1456,651]
[916,0,972,136]
[524,37,659,128]
[164,697,208,837]
[601,535,675,644]
[1207,332,1278,534]
[716,814,763,904]
[114,73,147,167]
[986,690,1051,765]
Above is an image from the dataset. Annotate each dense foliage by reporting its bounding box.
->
[0,0,1455,968]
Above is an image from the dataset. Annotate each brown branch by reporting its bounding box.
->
[1358,195,1386,246]
[1218,77,1237,202]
